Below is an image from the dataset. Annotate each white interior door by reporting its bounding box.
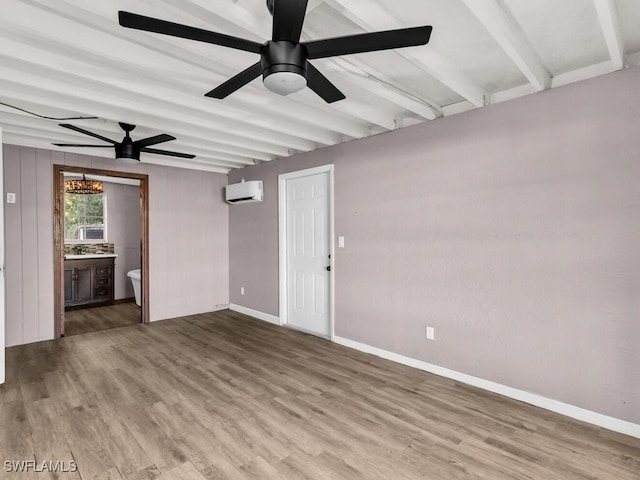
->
[281,167,332,338]
[0,128,5,384]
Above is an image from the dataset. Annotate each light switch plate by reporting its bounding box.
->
[338,236,345,248]
[6,193,16,204]
[426,326,435,340]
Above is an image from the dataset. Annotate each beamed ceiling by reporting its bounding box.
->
[1,0,639,174]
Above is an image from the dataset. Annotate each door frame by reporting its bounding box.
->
[0,128,5,384]
[53,164,150,336]
[278,164,335,340]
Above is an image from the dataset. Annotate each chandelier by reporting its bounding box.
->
[65,174,104,195]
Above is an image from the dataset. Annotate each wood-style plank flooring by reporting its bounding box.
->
[64,302,140,336]
[1,310,638,479]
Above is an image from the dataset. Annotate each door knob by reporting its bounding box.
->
[326,266,331,271]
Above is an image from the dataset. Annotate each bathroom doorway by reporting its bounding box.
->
[53,165,149,337]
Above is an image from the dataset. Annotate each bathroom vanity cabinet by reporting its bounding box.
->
[64,256,115,308]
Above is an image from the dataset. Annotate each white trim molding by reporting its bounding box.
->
[593,0,625,70]
[0,126,4,384]
[461,0,550,92]
[229,304,281,326]
[333,336,640,439]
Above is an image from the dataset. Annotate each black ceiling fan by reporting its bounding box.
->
[118,0,432,103]
[53,123,195,162]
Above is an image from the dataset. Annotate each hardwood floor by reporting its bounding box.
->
[1,310,638,479]
[64,302,141,336]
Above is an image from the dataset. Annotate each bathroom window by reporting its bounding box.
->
[64,192,106,242]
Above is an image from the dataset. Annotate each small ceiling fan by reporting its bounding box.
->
[53,123,195,163]
[118,0,432,103]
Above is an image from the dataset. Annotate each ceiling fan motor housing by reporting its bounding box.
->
[115,140,140,161]
[260,41,307,79]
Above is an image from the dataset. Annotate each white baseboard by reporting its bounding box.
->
[225,305,639,439]
[229,304,281,326]
[333,336,640,439]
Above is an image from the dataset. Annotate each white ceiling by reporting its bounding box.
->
[1,0,638,174]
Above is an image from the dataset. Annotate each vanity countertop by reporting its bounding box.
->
[64,254,118,260]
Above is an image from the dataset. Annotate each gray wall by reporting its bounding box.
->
[104,182,141,300]
[3,147,229,346]
[229,67,640,425]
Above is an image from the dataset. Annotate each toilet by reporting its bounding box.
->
[127,269,142,306]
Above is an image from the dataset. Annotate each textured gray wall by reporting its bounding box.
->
[3,147,230,346]
[229,67,640,424]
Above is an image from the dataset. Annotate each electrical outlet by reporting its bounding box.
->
[426,326,435,341]
[240,287,245,295]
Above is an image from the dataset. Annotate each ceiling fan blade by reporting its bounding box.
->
[205,62,263,99]
[141,147,195,159]
[133,134,176,148]
[272,0,309,42]
[118,11,262,54]
[59,124,117,144]
[306,62,346,103]
[305,26,432,59]
[53,144,113,147]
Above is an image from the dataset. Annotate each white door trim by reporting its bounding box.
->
[278,164,335,340]
[0,127,5,384]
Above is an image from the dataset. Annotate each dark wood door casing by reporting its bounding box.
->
[53,164,150,337]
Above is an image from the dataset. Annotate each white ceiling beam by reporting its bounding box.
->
[204,0,440,124]
[550,60,617,88]
[327,0,487,107]
[307,0,324,10]
[136,155,232,174]
[168,0,397,131]
[0,50,319,154]
[0,84,294,160]
[326,95,397,131]
[299,23,441,121]
[161,0,423,130]
[0,38,335,151]
[0,120,253,169]
[3,125,253,170]
[23,0,376,140]
[593,0,625,70]
[327,58,440,120]
[177,0,271,37]
[461,0,550,92]
[444,58,622,117]
[146,1,387,136]
[2,1,370,143]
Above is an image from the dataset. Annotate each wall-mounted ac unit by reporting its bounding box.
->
[225,180,263,204]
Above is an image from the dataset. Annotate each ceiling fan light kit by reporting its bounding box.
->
[118,0,432,103]
[263,71,307,96]
[261,41,308,96]
[115,146,140,163]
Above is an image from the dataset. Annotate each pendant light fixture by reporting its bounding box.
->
[64,174,104,195]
